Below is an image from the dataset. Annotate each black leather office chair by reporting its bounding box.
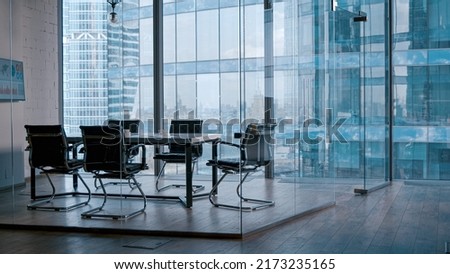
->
[80,125,147,220]
[24,125,91,211]
[207,123,276,210]
[89,119,143,190]
[153,119,205,192]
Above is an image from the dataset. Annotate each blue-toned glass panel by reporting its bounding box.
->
[123,8,139,21]
[176,62,196,74]
[220,72,240,121]
[243,4,264,58]
[176,12,196,62]
[197,73,220,118]
[123,66,139,77]
[140,6,152,18]
[220,7,239,59]
[164,15,176,63]
[197,9,219,61]
[393,50,427,66]
[197,0,219,10]
[176,0,196,13]
[139,17,153,65]
[428,49,450,65]
[140,65,153,77]
[164,75,176,119]
[141,0,152,7]
[197,61,220,73]
[220,0,238,8]
[220,59,239,72]
[164,63,176,75]
[177,74,197,118]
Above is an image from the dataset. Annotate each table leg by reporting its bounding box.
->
[153,144,162,176]
[30,167,36,200]
[72,146,78,189]
[184,143,193,208]
[211,139,219,195]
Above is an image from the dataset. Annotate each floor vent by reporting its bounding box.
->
[123,238,170,250]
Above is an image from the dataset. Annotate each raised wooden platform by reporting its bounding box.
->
[0,172,337,238]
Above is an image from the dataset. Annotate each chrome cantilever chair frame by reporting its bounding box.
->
[24,125,91,211]
[80,125,147,220]
[207,123,276,211]
[153,119,205,193]
[154,161,204,193]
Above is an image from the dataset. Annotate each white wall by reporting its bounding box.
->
[0,0,60,188]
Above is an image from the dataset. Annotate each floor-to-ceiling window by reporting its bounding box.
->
[58,0,339,235]
[392,0,450,181]
[60,1,450,182]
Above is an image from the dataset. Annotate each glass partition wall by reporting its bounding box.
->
[0,0,356,237]
[0,0,15,225]
[392,0,450,182]
[59,0,339,236]
[330,1,389,193]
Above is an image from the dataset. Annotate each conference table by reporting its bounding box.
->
[29,133,221,208]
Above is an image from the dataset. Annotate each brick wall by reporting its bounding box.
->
[22,0,60,124]
[0,0,60,187]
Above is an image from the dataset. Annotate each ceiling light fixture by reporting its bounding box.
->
[107,0,121,23]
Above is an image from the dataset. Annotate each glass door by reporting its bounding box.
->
[329,5,366,191]
[329,3,389,193]
[239,0,338,236]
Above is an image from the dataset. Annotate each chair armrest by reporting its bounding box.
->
[68,141,83,159]
[71,141,83,150]
[127,144,147,169]
[127,144,146,153]
[206,140,244,166]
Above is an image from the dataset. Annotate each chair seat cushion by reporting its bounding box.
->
[207,158,241,169]
[42,159,83,173]
[207,158,259,172]
[216,158,241,168]
[154,153,197,163]
[95,163,144,178]
[67,159,84,169]
[125,163,145,174]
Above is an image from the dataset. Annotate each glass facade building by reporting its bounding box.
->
[62,1,109,136]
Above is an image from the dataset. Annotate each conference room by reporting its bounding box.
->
[1,0,449,247]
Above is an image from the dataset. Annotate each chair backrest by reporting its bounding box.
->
[169,119,203,156]
[24,125,69,169]
[80,125,126,173]
[241,123,276,166]
[106,119,141,135]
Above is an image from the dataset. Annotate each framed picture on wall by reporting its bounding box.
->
[0,58,25,101]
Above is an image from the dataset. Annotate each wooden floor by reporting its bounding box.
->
[1,174,450,254]
[0,172,338,237]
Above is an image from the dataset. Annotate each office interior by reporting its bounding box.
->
[1,0,450,250]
